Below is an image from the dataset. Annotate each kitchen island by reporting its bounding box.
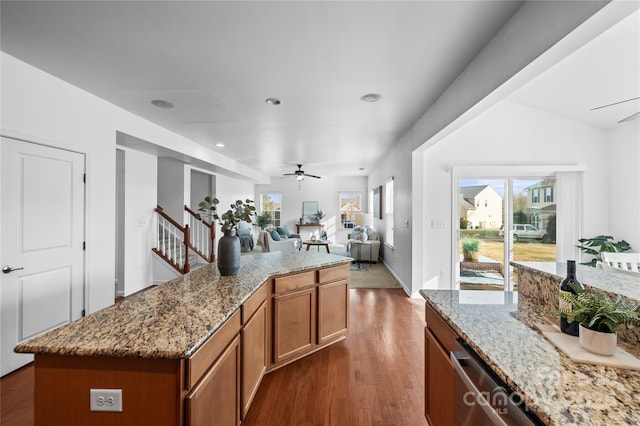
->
[421,261,640,426]
[16,251,351,426]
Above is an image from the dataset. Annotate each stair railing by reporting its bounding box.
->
[184,205,216,263]
[153,206,190,274]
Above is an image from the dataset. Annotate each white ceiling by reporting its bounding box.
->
[1,2,638,179]
[508,8,640,129]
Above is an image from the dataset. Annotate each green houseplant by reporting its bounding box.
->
[196,197,256,276]
[557,283,640,356]
[577,235,631,267]
[197,197,256,231]
[255,213,272,230]
[461,236,481,261]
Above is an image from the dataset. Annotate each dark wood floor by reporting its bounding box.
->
[1,288,428,426]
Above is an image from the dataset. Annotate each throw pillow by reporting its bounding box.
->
[276,226,291,237]
[270,229,281,241]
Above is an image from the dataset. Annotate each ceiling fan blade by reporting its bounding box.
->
[306,174,321,179]
[618,112,640,124]
[591,97,640,111]
[282,173,296,176]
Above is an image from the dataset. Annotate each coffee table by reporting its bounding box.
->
[303,240,331,253]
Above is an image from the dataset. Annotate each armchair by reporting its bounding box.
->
[347,227,380,263]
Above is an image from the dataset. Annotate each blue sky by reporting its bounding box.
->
[460,179,542,197]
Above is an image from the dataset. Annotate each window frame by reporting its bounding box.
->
[260,192,282,227]
[338,191,362,229]
[385,178,394,248]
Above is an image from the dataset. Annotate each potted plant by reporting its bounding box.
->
[557,283,640,356]
[255,213,272,230]
[197,197,256,276]
[461,236,481,261]
[577,235,631,267]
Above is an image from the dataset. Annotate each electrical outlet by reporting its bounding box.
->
[90,389,122,412]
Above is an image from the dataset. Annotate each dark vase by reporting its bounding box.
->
[217,229,240,276]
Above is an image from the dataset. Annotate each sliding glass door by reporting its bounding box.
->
[457,176,557,291]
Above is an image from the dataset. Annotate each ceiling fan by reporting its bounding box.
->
[591,96,640,123]
[282,164,321,181]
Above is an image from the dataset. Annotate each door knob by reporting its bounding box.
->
[2,265,24,274]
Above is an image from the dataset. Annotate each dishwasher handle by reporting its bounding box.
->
[451,349,510,426]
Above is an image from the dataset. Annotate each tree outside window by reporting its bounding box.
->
[339,192,361,228]
[261,193,281,226]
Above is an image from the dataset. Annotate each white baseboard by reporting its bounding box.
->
[380,258,411,297]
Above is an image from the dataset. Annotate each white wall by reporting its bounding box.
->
[417,100,610,290]
[607,124,640,251]
[368,132,413,292]
[122,148,157,296]
[157,157,187,221]
[1,52,257,313]
[255,176,368,243]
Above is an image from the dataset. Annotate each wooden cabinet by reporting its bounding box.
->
[272,264,349,367]
[186,335,240,426]
[186,310,241,426]
[424,304,457,426]
[273,287,316,363]
[240,283,269,419]
[29,262,350,425]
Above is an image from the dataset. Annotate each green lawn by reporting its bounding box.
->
[462,240,556,263]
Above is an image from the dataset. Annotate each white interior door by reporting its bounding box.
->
[1,137,85,376]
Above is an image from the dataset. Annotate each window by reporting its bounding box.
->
[544,187,553,202]
[484,199,488,207]
[339,192,362,228]
[260,193,281,226]
[385,178,394,247]
[532,188,540,203]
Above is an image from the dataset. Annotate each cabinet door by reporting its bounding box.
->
[241,300,267,419]
[186,336,240,426]
[317,279,349,344]
[425,328,454,426]
[273,288,316,364]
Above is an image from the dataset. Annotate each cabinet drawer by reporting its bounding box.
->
[318,263,349,283]
[274,271,315,293]
[426,304,458,353]
[242,282,270,324]
[186,310,241,390]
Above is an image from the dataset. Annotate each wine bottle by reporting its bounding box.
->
[559,260,583,336]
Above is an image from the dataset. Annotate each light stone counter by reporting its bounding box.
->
[513,261,640,346]
[15,251,350,359]
[513,261,640,302]
[420,289,640,426]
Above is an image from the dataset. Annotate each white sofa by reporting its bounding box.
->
[258,230,299,253]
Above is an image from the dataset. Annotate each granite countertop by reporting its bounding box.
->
[420,289,640,426]
[15,251,350,360]
[512,261,640,302]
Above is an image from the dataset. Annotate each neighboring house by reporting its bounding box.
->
[459,185,503,229]
[525,179,557,231]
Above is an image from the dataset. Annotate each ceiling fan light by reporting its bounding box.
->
[296,174,304,181]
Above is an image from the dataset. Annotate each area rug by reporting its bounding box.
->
[349,262,401,289]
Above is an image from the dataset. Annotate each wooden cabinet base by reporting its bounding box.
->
[34,355,182,426]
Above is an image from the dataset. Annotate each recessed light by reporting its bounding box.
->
[215,143,225,147]
[150,99,174,109]
[265,97,281,105]
[360,93,381,103]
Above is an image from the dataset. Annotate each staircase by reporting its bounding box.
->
[153,205,215,278]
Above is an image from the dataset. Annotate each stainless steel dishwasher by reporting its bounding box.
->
[450,339,543,426]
